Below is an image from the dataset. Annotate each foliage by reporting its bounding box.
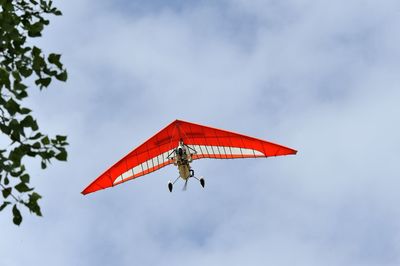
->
[0,0,68,225]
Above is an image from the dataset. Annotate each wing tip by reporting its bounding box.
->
[81,188,91,195]
[81,183,103,195]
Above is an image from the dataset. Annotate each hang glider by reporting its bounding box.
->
[82,119,297,195]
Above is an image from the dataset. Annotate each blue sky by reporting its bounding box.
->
[1,0,400,265]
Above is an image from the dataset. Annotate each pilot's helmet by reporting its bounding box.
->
[177,147,183,156]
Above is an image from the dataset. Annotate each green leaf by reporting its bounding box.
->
[16,90,29,99]
[12,205,22,225]
[56,70,67,81]
[32,52,45,74]
[42,19,50,26]
[32,141,41,149]
[41,161,47,169]
[12,71,22,81]
[32,46,42,56]
[15,182,32,193]
[9,119,20,131]
[30,132,42,140]
[21,174,30,183]
[55,150,67,161]
[21,115,38,130]
[0,68,11,89]
[41,136,50,145]
[2,188,12,198]
[20,107,31,114]
[19,66,33,78]
[56,135,67,142]
[0,202,11,212]
[14,81,28,91]
[48,53,62,69]
[11,130,21,142]
[43,68,58,76]
[9,147,24,165]
[0,124,11,134]
[35,77,51,88]
[25,192,42,216]
[5,98,20,116]
[30,192,41,202]
[28,22,44,37]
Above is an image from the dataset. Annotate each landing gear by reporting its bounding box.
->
[168,176,180,192]
[193,176,205,188]
[199,177,205,188]
[168,173,205,192]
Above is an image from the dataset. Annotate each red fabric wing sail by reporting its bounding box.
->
[82,119,297,195]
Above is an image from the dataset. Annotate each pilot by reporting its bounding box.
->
[173,147,184,166]
[174,146,192,165]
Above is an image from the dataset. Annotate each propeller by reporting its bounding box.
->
[182,179,188,191]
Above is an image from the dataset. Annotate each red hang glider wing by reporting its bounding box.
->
[82,120,297,195]
[82,121,181,195]
[174,120,297,160]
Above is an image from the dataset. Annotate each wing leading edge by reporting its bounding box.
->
[82,119,297,195]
